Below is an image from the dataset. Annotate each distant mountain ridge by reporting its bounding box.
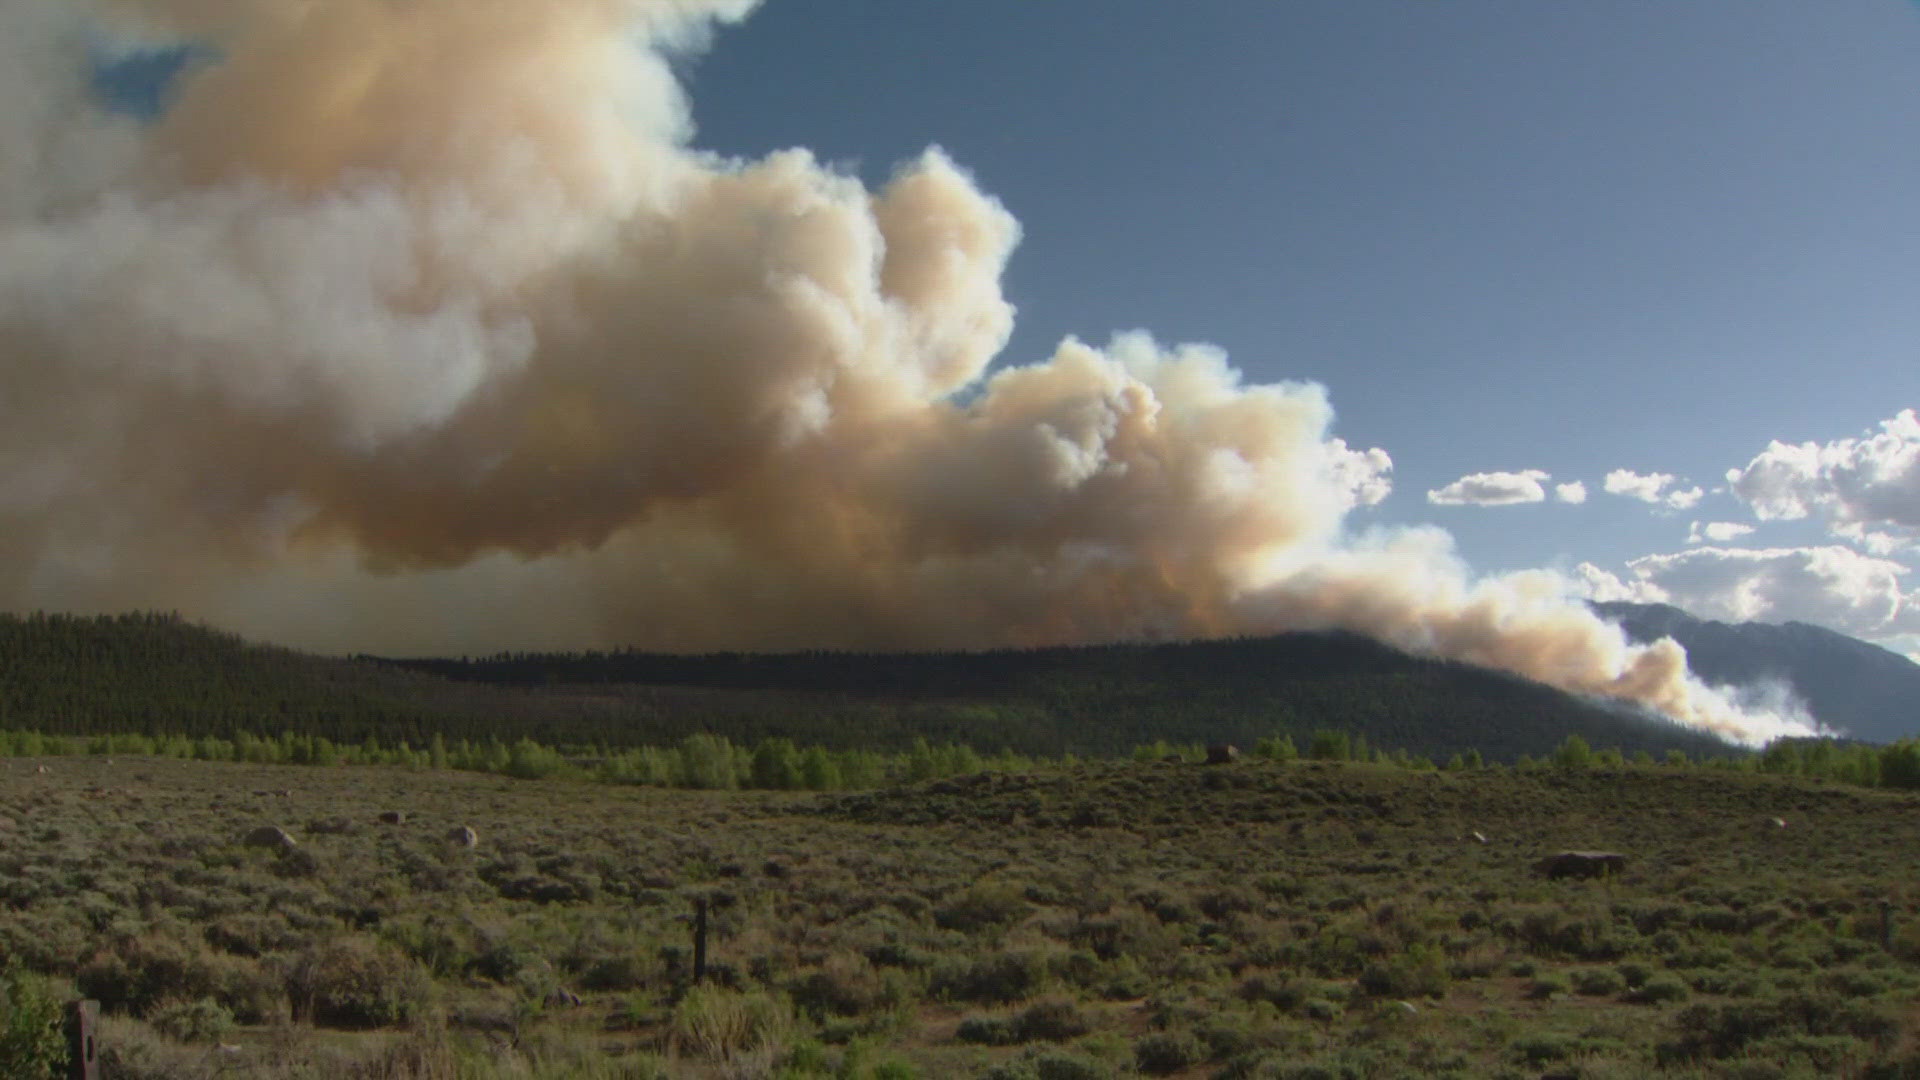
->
[1593,601,1920,743]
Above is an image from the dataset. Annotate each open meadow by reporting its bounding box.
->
[4,755,1920,1078]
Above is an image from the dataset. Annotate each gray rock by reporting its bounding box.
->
[1533,850,1626,880]
[243,825,298,851]
[448,825,479,848]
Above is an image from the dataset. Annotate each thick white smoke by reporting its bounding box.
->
[0,0,1814,743]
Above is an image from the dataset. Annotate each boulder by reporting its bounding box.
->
[448,825,479,848]
[378,811,406,825]
[243,825,298,851]
[1205,744,1240,765]
[1533,851,1626,880]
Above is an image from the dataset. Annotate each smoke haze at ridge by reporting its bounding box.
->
[0,0,1814,743]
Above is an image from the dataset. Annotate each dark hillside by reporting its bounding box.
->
[0,611,1737,761]
[391,632,1737,761]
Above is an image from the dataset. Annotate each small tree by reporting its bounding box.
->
[1308,730,1350,761]
[750,738,803,790]
[1553,735,1593,771]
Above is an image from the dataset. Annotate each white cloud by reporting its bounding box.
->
[1426,469,1550,507]
[1666,486,1704,511]
[1573,562,1647,603]
[1554,481,1587,505]
[1604,469,1702,511]
[1687,521,1754,545]
[1728,410,1920,549]
[1584,545,1920,644]
[1329,439,1393,508]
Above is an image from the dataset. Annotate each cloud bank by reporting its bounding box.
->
[0,0,1812,743]
[1728,410,1919,552]
[1581,546,1920,644]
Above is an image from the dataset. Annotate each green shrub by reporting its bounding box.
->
[669,986,795,1065]
[1239,971,1309,1011]
[934,883,1030,933]
[148,997,234,1043]
[1627,973,1690,1005]
[985,1048,1113,1080]
[75,932,223,1017]
[1512,1033,1577,1066]
[956,1013,1020,1045]
[287,939,434,1028]
[789,955,907,1018]
[1659,992,1901,1064]
[1011,997,1092,1042]
[928,949,1052,1004]
[1571,967,1626,997]
[0,966,68,1080]
[1134,1031,1203,1075]
[1526,972,1571,1000]
[1356,944,1449,1000]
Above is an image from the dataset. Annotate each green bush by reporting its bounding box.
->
[0,966,67,1080]
[669,986,795,1065]
[1010,997,1092,1042]
[1627,973,1690,1005]
[148,997,234,1043]
[1134,1031,1203,1075]
[957,1014,1021,1046]
[928,949,1052,1004]
[934,883,1030,933]
[788,955,907,1019]
[1526,972,1571,1000]
[1571,967,1626,997]
[287,939,435,1029]
[75,933,225,1019]
[985,1048,1113,1080]
[1355,944,1448,1000]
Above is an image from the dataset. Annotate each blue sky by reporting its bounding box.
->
[667,0,1920,650]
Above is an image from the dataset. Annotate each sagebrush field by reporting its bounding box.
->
[3,755,1919,1078]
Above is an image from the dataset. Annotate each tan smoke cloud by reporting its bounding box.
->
[0,0,1813,743]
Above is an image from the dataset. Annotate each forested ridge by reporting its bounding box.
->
[0,611,1736,761]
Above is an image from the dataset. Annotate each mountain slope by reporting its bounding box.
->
[0,611,1740,761]
[390,632,1738,762]
[1593,601,1920,743]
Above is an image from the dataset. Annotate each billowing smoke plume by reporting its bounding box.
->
[0,0,1812,743]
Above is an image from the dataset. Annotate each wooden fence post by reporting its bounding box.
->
[66,999,99,1080]
[693,896,709,984]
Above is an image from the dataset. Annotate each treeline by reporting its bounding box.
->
[0,727,1049,791]
[8,724,1920,796]
[1,612,1744,764]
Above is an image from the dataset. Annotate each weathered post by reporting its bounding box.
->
[692,896,709,983]
[66,999,99,1080]
[1881,899,1894,953]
